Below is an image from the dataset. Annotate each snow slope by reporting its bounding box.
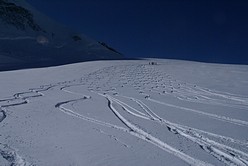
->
[0,0,122,70]
[0,59,248,166]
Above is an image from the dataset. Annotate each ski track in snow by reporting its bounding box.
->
[147,97,248,128]
[113,94,248,166]
[0,143,32,166]
[0,64,248,165]
[93,128,131,148]
[0,85,55,165]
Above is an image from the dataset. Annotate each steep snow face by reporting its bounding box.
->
[0,59,248,166]
[0,0,122,70]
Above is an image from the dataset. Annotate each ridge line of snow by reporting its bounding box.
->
[0,36,36,40]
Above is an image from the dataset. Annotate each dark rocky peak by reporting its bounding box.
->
[98,41,122,55]
[0,0,43,31]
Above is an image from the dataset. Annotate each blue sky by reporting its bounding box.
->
[27,0,248,64]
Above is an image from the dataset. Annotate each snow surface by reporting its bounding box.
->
[0,59,248,166]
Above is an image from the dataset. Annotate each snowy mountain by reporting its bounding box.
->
[1,1,248,166]
[0,59,248,166]
[0,0,123,70]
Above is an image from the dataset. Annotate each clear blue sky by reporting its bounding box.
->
[27,0,248,64]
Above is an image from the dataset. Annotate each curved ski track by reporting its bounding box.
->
[0,85,55,166]
[1,64,248,165]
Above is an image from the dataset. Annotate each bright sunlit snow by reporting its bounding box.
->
[0,59,248,166]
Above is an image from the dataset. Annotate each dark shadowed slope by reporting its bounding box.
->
[0,0,123,71]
